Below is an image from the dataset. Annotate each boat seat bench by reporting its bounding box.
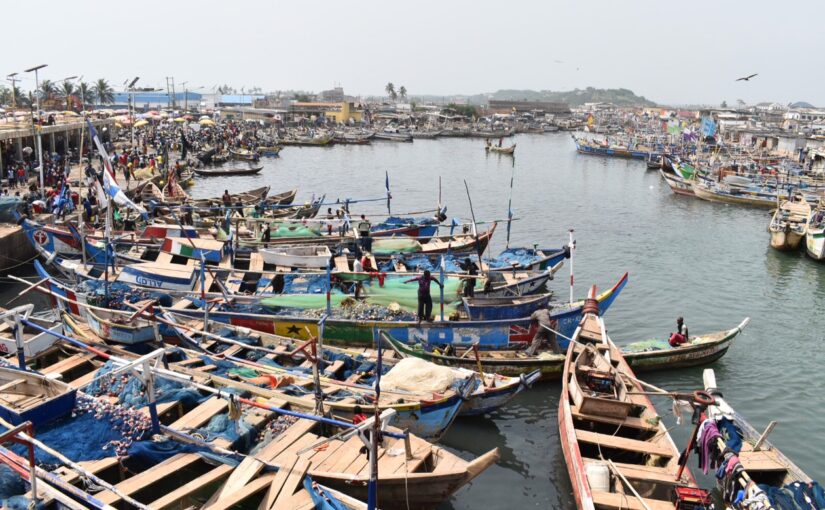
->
[575,429,673,458]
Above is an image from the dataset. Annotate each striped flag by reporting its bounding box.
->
[87,120,146,218]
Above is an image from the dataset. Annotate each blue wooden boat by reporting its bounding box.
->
[462,293,552,320]
[0,366,77,428]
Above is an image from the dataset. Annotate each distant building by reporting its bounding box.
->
[290,101,364,123]
[488,100,570,115]
[111,91,204,110]
[320,87,345,102]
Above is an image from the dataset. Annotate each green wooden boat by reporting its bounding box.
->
[380,317,749,380]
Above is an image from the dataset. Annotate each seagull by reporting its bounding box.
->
[736,73,758,82]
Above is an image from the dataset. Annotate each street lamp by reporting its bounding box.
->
[24,64,47,189]
[126,76,139,146]
[60,76,78,111]
[6,73,18,109]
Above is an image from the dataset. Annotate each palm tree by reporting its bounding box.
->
[11,85,28,107]
[39,79,56,101]
[60,81,75,109]
[385,82,395,101]
[78,82,95,108]
[94,79,114,105]
[399,86,407,100]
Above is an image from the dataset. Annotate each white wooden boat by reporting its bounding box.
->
[806,199,825,260]
[769,198,810,251]
[260,245,332,268]
[0,365,77,427]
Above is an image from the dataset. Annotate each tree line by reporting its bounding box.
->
[0,78,116,108]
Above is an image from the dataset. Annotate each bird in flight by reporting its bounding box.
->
[736,73,758,81]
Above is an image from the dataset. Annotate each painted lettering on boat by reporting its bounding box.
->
[136,275,163,288]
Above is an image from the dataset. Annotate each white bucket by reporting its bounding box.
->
[585,462,610,493]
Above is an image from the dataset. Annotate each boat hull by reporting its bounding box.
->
[659,169,694,196]
[806,229,825,259]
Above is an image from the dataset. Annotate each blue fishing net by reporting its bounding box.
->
[85,361,205,408]
[0,466,25,502]
[282,273,330,294]
[487,248,542,269]
[372,216,435,231]
[76,280,173,310]
[193,413,254,451]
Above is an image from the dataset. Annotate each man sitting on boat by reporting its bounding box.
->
[669,316,689,347]
[526,308,561,355]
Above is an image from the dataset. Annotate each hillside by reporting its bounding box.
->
[468,87,657,107]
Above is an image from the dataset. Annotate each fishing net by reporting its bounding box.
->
[487,248,543,269]
[85,361,205,409]
[381,357,457,393]
[272,223,320,238]
[621,339,671,353]
[371,238,422,255]
[76,280,173,310]
[0,467,25,504]
[192,413,254,451]
[372,216,436,231]
[282,273,332,294]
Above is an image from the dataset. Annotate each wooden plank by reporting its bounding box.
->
[256,455,299,510]
[170,396,228,430]
[41,354,93,376]
[738,450,788,472]
[333,256,350,272]
[571,405,660,432]
[0,379,25,393]
[202,473,276,510]
[574,429,673,458]
[388,436,432,474]
[317,437,364,473]
[278,489,314,510]
[592,490,675,510]
[258,418,317,462]
[271,458,311,510]
[271,433,319,463]
[151,463,233,510]
[96,453,200,504]
[586,459,680,485]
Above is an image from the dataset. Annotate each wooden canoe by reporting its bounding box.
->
[769,198,810,251]
[559,287,702,510]
[703,369,813,493]
[20,320,493,510]
[485,143,516,155]
[0,365,76,428]
[382,316,748,381]
[193,165,263,177]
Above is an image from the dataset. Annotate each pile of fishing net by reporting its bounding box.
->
[621,339,671,353]
[380,357,457,393]
[272,222,320,238]
[371,238,422,255]
[76,280,173,310]
[487,248,543,269]
[85,361,204,408]
[281,273,332,294]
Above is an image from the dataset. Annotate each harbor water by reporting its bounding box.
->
[5,133,824,508]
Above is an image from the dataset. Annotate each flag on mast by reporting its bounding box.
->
[385,170,392,215]
[87,119,147,218]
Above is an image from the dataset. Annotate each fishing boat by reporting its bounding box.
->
[0,365,76,428]
[485,143,516,155]
[659,168,695,196]
[462,294,552,321]
[693,181,786,208]
[410,130,442,139]
[382,312,748,380]
[258,145,282,156]
[332,132,372,145]
[806,199,825,260]
[0,306,62,358]
[769,198,810,251]
[700,368,821,509]
[559,287,706,510]
[8,321,494,510]
[229,147,260,161]
[193,165,264,177]
[373,130,413,142]
[260,245,333,268]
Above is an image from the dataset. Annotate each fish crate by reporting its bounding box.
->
[673,487,710,510]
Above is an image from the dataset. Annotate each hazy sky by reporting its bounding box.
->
[3,0,823,106]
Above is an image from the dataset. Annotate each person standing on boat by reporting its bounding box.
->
[459,258,479,297]
[261,223,271,247]
[669,317,689,347]
[357,214,372,252]
[404,269,443,324]
[526,309,560,355]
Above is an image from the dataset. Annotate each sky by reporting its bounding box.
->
[2,0,823,106]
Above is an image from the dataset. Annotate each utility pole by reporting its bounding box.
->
[24,64,47,190]
[170,77,177,109]
[181,81,188,111]
[6,73,18,108]
[165,77,174,108]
